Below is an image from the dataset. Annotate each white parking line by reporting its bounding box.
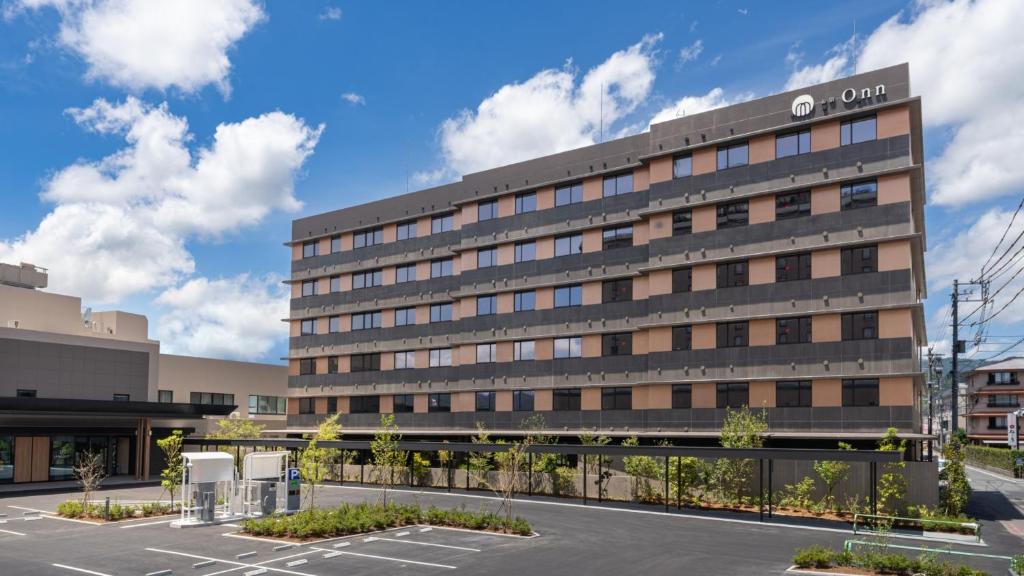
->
[144,548,317,576]
[7,506,101,525]
[0,528,27,536]
[368,536,480,552]
[200,549,322,576]
[52,564,114,576]
[119,518,175,529]
[311,546,456,569]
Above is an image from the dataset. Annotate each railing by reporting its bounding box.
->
[843,540,1014,570]
[852,513,981,543]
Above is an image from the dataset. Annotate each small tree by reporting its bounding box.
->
[469,423,495,487]
[207,418,265,440]
[371,414,406,506]
[814,442,853,511]
[298,413,341,510]
[579,433,612,499]
[74,450,107,508]
[877,427,908,515]
[716,406,768,504]
[940,440,971,516]
[157,430,184,508]
[622,436,661,502]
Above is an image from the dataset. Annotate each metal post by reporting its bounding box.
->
[664,457,669,512]
[104,497,110,521]
[528,452,533,497]
[582,454,588,505]
[768,459,773,518]
[758,459,764,522]
[359,455,364,485]
[870,461,877,516]
[597,455,602,503]
[447,458,452,492]
[676,457,681,510]
[466,456,470,491]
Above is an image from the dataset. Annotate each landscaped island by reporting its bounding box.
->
[792,544,988,576]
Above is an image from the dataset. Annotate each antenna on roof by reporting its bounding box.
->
[599,82,604,143]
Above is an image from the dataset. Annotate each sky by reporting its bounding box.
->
[1,0,1022,366]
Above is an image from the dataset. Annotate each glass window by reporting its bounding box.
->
[302,241,319,258]
[299,359,315,376]
[514,340,535,361]
[350,353,381,372]
[672,384,692,409]
[776,317,812,344]
[16,389,36,397]
[514,241,536,263]
[842,244,878,275]
[395,264,416,283]
[50,436,75,481]
[554,233,583,256]
[158,390,173,403]
[553,388,581,411]
[776,130,811,158]
[431,258,454,278]
[717,142,749,170]
[776,381,812,407]
[516,192,537,214]
[672,267,692,293]
[300,319,316,335]
[842,378,879,407]
[990,372,1017,385]
[428,393,451,413]
[429,348,452,367]
[602,387,632,410]
[602,278,632,303]
[351,311,381,330]
[840,116,876,146]
[475,391,496,412]
[478,200,498,221]
[350,395,379,414]
[554,284,582,308]
[673,154,692,179]
[602,225,633,250]
[302,281,317,297]
[477,294,497,316]
[842,312,877,340]
[514,290,536,312]
[352,269,383,289]
[477,247,497,268]
[394,351,416,370]
[717,321,749,348]
[396,220,417,241]
[353,226,383,249]
[776,252,812,282]
[672,325,692,351]
[113,393,129,401]
[430,303,453,323]
[717,261,748,287]
[431,213,454,233]
[513,390,534,411]
[989,416,1009,430]
[395,307,416,326]
[841,180,878,210]
[554,336,582,359]
[476,343,497,363]
[716,383,749,409]
[672,209,692,236]
[329,316,341,333]
[330,276,342,292]
[555,182,583,206]
[602,333,632,356]
[603,173,634,197]
[393,394,415,413]
[716,200,748,229]
[249,394,287,415]
[331,236,342,253]
[327,356,339,374]
[776,190,811,220]
[298,398,315,414]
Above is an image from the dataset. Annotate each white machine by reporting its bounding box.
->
[174,452,239,527]
[241,451,291,517]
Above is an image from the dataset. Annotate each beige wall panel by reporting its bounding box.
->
[692,205,717,233]
[649,156,673,184]
[880,377,914,406]
[534,389,553,411]
[749,319,775,346]
[692,324,716,349]
[878,173,912,205]
[692,147,716,175]
[812,314,841,342]
[811,249,841,278]
[581,388,601,410]
[582,334,602,358]
[536,237,554,260]
[649,212,673,239]
[877,105,910,139]
[537,186,555,210]
[414,393,428,413]
[749,194,776,225]
[498,195,515,218]
[582,282,602,306]
[536,287,554,309]
[813,379,842,407]
[648,326,673,352]
[749,256,775,285]
[582,229,602,253]
[583,177,603,201]
[692,382,716,408]
[692,264,716,291]
[811,120,839,152]
[496,390,513,412]
[879,239,912,271]
[634,166,650,192]
[748,134,775,164]
[811,185,840,215]
[535,338,553,360]
[879,308,913,339]
[749,381,775,409]
[649,269,673,295]
[379,395,394,414]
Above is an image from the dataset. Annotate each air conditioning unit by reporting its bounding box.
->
[7,320,19,328]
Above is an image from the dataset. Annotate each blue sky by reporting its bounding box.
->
[1,0,1022,365]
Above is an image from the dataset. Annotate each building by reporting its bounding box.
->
[0,262,288,484]
[965,358,1024,445]
[285,64,927,451]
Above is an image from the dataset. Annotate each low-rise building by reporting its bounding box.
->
[965,358,1024,445]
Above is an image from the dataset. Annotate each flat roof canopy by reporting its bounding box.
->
[0,397,235,419]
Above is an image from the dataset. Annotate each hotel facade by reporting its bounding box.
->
[286,64,927,451]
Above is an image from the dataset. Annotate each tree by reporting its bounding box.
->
[877,427,908,515]
[716,406,768,504]
[579,433,612,499]
[469,423,495,487]
[814,442,854,511]
[207,418,265,440]
[73,450,107,508]
[157,430,184,508]
[298,413,341,510]
[940,440,971,516]
[371,414,406,506]
[622,436,661,502]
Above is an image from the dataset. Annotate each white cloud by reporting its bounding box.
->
[0,97,323,303]
[678,39,703,63]
[649,87,751,126]
[13,0,264,96]
[341,92,365,105]
[784,36,855,91]
[434,34,662,175]
[737,8,748,15]
[156,273,289,361]
[411,168,451,187]
[319,6,342,21]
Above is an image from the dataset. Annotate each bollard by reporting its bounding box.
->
[104,497,110,521]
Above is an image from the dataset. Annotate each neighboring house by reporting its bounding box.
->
[965,357,1024,445]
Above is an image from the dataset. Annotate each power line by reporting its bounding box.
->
[979,336,1024,361]
[980,197,1024,276]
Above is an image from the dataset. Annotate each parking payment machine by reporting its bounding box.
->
[286,468,301,512]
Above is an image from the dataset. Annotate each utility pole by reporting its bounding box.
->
[926,348,935,461]
[951,280,959,433]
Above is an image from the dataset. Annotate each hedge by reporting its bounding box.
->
[793,545,987,576]
[965,445,1023,476]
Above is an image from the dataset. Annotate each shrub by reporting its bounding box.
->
[779,477,817,510]
[553,465,576,497]
[1011,554,1023,574]
[792,545,834,569]
[57,500,84,518]
[793,544,988,576]
[965,444,1023,476]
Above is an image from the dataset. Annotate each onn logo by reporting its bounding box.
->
[791,94,814,117]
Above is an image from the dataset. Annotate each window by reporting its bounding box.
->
[350,395,380,414]
[514,290,535,311]
[302,281,317,297]
[429,348,452,367]
[431,258,453,278]
[428,393,451,412]
[190,392,235,406]
[841,180,878,210]
[158,390,173,403]
[776,191,811,220]
[554,336,582,359]
[603,172,634,197]
[842,312,877,340]
[717,141,749,170]
[602,278,633,303]
[842,244,878,275]
[987,394,1020,408]
[553,388,581,411]
[776,130,811,158]
[477,294,497,316]
[514,340,535,361]
[299,358,315,376]
[478,200,498,221]
[717,321,749,348]
[249,395,287,415]
[331,236,342,253]
[672,325,692,351]
[716,200,749,229]
[477,247,497,268]
[299,398,315,414]
[602,333,632,356]
[396,220,417,240]
[431,213,454,234]
[328,316,341,333]
[554,233,583,256]
[776,381,812,408]
[513,390,534,411]
[988,416,1009,430]
[16,388,36,398]
[352,269,383,289]
[516,192,537,214]
[515,241,536,262]
[395,264,416,283]
[350,353,381,372]
[776,317,812,344]
[302,241,319,258]
[602,387,632,410]
[113,393,130,401]
[393,394,415,413]
[602,225,633,250]
[555,182,583,206]
[672,384,692,409]
[430,303,453,323]
[840,116,876,146]
[353,226,383,248]
[672,267,692,293]
[717,261,748,288]
[351,311,382,330]
[327,356,339,374]
[842,378,879,407]
[475,391,495,412]
[394,351,415,370]
[989,372,1017,385]
[673,154,692,178]
[330,276,342,292]
[476,343,497,363]
[672,209,692,236]
[300,318,317,335]
[716,383,749,409]
[395,307,416,326]
[554,284,582,308]
[776,253,811,282]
